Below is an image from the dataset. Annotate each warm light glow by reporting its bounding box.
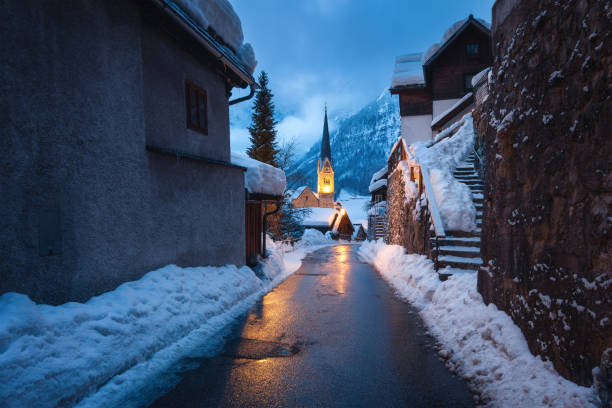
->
[340,208,346,215]
[322,185,331,193]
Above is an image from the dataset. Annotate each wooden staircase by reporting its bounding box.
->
[432,153,484,280]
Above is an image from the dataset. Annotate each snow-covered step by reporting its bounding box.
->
[438,267,477,281]
[437,255,483,270]
[438,246,481,258]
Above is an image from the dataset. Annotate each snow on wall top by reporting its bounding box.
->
[370,165,388,185]
[391,53,425,88]
[174,0,257,74]
[471,67,491,88]
[231,152,286,196]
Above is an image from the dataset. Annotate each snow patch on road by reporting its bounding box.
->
[358,240,597,407]
[0,233,332,408]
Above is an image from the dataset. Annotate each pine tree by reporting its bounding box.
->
[247,71,279,167]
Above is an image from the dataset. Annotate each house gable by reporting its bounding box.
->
[424,19,492,100]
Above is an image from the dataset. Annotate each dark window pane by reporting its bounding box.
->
[190,89,198,126]
[467,43,479,55]
[198,93,206,130]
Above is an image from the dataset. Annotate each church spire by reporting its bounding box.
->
[320,105,332,165]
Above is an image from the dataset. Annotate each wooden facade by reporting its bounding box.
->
[245,200,262,266]
[424,22,492,100]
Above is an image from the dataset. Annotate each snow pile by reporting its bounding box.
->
[391,53,425,88]
[231,152,286,196]
[296,228,332,247]
[0,239,332,408]
[411,113,477,231]
[358,240,597,407]
[173,0,257,73]
[369,165,388,192]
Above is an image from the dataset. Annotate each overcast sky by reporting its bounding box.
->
[229,0,494,156]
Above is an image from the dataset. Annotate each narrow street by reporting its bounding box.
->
[151,245,474,407]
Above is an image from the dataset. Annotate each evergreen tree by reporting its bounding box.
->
[247,71,279,167]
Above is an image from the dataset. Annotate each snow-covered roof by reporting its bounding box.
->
[391,53,425,88]
[231,152,286,196]
[302,208,338,226]
[370,165,388,185]
[431,92,474,128]
[422,16,491,67]
[286,186,307,200]
[368,178,387,193]
[171,0,257,74]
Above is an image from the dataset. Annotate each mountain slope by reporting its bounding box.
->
[288,92,400,195]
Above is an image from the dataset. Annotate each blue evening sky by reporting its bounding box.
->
[229,0,494,155]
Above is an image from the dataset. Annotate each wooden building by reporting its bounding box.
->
[390,15,491,143]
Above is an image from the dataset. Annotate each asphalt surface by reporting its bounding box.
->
[150,244,474,407]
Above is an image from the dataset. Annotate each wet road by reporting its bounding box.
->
[151,245,474,407]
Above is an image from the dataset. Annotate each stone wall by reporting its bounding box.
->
[385,166,431,255]
[475,0,611,387]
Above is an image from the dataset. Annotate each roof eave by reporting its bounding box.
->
[156,0,255,87]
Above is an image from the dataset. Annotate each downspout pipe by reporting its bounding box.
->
[229,82,257,105]
[262,201,281,258]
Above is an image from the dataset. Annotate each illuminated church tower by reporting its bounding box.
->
[317,106,335,208]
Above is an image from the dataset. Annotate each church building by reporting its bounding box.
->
[290,107,336,209]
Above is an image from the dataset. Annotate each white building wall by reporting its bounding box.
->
[432,98,461,118]
[401,115,432,144]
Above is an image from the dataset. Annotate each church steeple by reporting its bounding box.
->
[320,105,332,166]
[317,105,334,207]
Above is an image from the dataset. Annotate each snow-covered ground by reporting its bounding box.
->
[358,240,598,408]
[0,230,333,408]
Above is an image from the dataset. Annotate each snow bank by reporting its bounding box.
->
[173,0,257,73]
[0,238,332,408]
[411,113,477,231]
[358,241,597,407]
[231,152,286,196]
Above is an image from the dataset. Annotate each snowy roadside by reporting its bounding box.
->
[0,229,333,408]
[358,240,598,408]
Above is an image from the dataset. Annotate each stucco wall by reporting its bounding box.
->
[400,115,433,143]
[0,0,245,305]
[432,98,461,118]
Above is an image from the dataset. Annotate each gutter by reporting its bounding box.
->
[146,145,247,171]
[229,82,257,105]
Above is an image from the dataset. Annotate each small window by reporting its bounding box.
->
[464,73,475,91]
[185,80,208,135]
[466,43,479,55]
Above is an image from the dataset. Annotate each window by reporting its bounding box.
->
[324,178,330,184]
[185,80,208,135]
[464,73,475,91]
[466,43,479,55]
